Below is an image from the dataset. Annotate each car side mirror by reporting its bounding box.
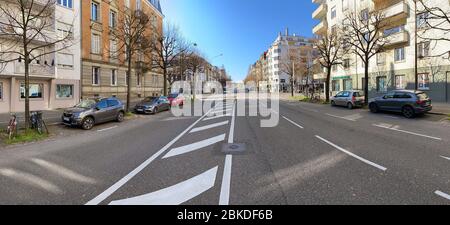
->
[95,106,101,111]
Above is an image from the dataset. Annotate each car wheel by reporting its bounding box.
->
[347,102,353,110]
[116,111,124,122]
[331,101,336,106]
[402,106,415,119]
[81,117,95,130]
[153,107,159,114]
[369,103,379,113]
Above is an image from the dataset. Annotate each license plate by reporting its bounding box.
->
[137,109,144,112]
[63,117,70,122]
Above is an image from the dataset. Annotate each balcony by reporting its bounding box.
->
[312,3,327,19]
[14,62,55,77]
[313,20,327,35]
[375,1,409,24]
[384,31,409,48]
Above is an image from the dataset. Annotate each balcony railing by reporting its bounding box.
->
[378,1,408,21]
[14,62,55,77]
[313,20,327,35]
[312,3,327,19]
[384,31,409,48]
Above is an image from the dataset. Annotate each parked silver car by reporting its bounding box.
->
[331,90,365,109]
[134,96,171,114]
[62,97,125,130]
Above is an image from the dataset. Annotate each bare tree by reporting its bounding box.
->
[0,0,74,128]
[315,33,343,102]
[342,8,387,105]
[280,48,306,97]
[109,5,151,112]
[416,0,450,59]
[185,52,206,99]
[151,23,190,96]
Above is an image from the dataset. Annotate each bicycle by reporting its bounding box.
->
[30,111,48,135]
[6,114,17,140]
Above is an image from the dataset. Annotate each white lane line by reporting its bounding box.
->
[373,124,442,141]
[326,113,356,122]
[190,121,229,133]
[220,101,235,205]
[210,108,232,114]
[383,115,401,119]
[109,167,218,205]
[440,156,450,161]
[203,114,232,121]
[435,190,450,200]
[97,126,118,132]
[282,116,304,129]
[85,108,213,205]
[315,135,387,171]
[162,134,226,159]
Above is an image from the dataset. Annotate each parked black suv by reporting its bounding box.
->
[62,97,125,130]
[368,90,432,118]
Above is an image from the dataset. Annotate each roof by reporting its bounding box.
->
[147,0,162,14]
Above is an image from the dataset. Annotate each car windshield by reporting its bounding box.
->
[416,92,429,100]
[168,94,178,98]
[75,100,97,108]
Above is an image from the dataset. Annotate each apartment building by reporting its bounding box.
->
[312,0,450,102]
[257,29,316,93]
[0,0,81,113]
[81,0,164,103]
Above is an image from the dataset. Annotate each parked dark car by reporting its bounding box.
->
[134,96,171,114]
[368,90,432,118]
[62,97,125,130]
[331,90,365,109]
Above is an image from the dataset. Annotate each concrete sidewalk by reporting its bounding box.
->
[0,109,64,129]
[429,103,450,115]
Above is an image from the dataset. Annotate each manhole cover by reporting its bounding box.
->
[221,143,246,154]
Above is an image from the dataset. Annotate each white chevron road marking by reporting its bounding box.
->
[203,114,232,121]
[109,166,219,205]
[190,121,229,133]
[163,134,226,159]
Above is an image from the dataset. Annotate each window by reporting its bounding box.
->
[107,99,119,107]
[111,69,117,86]
[57,53,74,68]
[376,76,387,92]
[110,40,117,58]
[394,92,412,99]
[136,0,141,10]
[343,59,350,69]
[343,79,352,90]
[56,84,74,99]
[332,80,340,91]
[92,67,100,85]
[418,73,430,90]
[417,12,429,29]
[418,41,430,58]
[96,100,108,109]
[91,33,101,54]
[394,47,405,62]
[331,6,336,19]
[361,9,369,21]
[109,10,117,28]
[57,0,73,8]
[125,0,130,8]
[0,82,2,100]
[377,52,386,65]
[20,83,43,99]
[395,75,406,89]
[91,2,100,21]
[361,78,366,91]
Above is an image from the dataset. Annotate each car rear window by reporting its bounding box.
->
[416,92,429,100]
[107,100,119,107]
[353,92,363,97]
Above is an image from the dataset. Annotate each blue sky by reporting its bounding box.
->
[160,0,317,82]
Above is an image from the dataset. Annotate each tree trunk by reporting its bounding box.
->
[291,74,294,97]
[325,67,331,102]
[24,54,30,129]
[126,55,132,112]
[364,62,369,106]
[163,68,168,96]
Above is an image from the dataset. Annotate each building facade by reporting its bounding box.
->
[312,0,450,102]
[0,0,81,113]
[80,0,164,104]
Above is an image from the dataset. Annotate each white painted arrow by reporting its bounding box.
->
[163,134,226,159]
[109,166,218,205]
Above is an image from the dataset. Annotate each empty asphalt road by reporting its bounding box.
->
[0,97,449,205]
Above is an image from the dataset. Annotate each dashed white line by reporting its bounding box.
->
[282,116,304,129]
[440,156,450,161]
[190,121,229,133]
[373,124,442,141]
[326,113,356,122]
[85,108,214,205]
[315,135,387,171]
[162,134,226,159]
[97,126,118,132]
[435,190,450,200]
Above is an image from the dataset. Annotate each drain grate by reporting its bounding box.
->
[221,143,246,155]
